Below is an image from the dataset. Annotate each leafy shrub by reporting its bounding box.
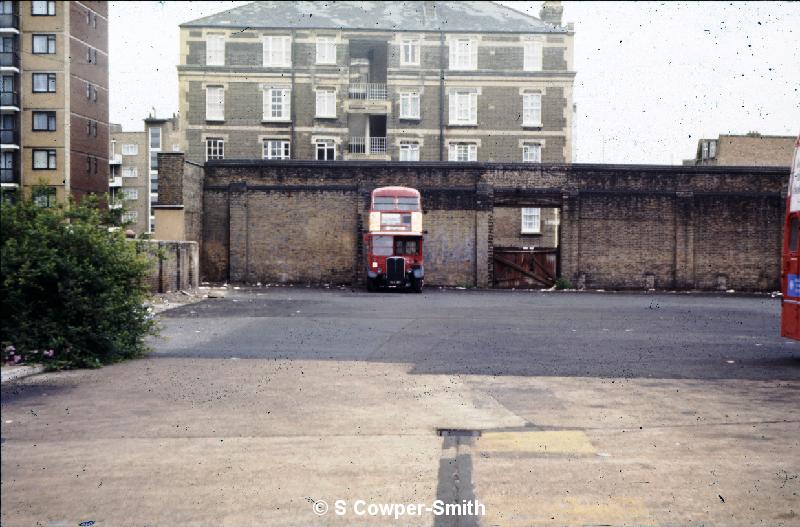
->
[1,196,157,369]
[554,277,573,290]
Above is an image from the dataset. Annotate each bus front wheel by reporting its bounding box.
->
[411,277,423,294]
[367,278,377,292]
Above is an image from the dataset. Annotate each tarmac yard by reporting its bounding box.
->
[2,288,799,526]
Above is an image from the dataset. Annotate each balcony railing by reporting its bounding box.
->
[0,129,19,145]
[109,154,122,165]
[0,51,19,68]
[109,176,122,188]
[348,83,387,101]
[349,137,387,155]
[0,14,19,29]
[0,90,18,107]
[0,167,18,184]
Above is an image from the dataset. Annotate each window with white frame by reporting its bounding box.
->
[263,139,290,160]
[401,38,420,65]
[31,1,55,16]
[449,89,477,125]
[206,137,224,160]
[121,211,138,223]
[523,38,543,71]
[448,142,477,162]
[206,35,225,66]
[122,188,138,200]
[122,166,138,178]
[315,88,336,118]
[449,37,477,70]
[263,36,291,67]
[122,143,138,155]
[399,91,420,119]
[399,142,420,161]
[522,143,542,163]
[206,86,225,121]
[316,36,336,64]
[263,87,290,120]
[521,207,541,233]
[522,92,542,127]
[709,140,717,158]
[315,139,335,161]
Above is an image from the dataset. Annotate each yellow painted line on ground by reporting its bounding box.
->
[477,430,596,454]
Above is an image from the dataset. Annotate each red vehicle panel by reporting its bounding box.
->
[781,135,800,340]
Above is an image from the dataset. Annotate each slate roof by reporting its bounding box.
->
[180,1,565,33]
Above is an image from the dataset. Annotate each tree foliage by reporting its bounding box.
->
[1,196,157,369]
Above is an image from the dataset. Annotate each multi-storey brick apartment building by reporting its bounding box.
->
[0,0,108,205]
[108,113,181,234]
[177,0,575,164]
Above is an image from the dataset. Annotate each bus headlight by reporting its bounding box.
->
[372,261,378,268]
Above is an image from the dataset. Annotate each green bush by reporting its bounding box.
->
[1,196,157,369]
[554,277,573,290]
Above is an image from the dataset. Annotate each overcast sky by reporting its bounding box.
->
[108,1,799,164]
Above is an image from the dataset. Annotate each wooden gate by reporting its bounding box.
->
[493,248,558,288]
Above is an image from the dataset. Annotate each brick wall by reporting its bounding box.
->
[164,157,786,291]
[136,240,200,293]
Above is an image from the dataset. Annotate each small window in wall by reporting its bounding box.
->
[122,188,138,200]
[32,34,56,54]
[32,111,56,131]
[32,73,56,93]
[31,1,55,15]
[316,36,336,64]
[122,166,138,178]
[522,92,542,127]
[32,149,56,169]
[521,207,541,234]
[522,143,542,163]
[701,141,709,160]
[709,140,717,158]
[523,37,543,71]
[315,88,336,118]
[122,143,138,155]
[399,142,420,161]
[32,186,57,207]
[448,143,477,162]
[316,139,335,161]
[149,126,161,150]
[263,139,290,160]
[206,35,226,66]
[122,211,138,223]
[399,91,420,119]
[205,86,225,121]
[206,137,224,160]
[401,38,420,66]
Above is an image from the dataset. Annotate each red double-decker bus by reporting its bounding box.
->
[780,135,800,340]
[364,186,424,292]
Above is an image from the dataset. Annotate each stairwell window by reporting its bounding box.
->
[448,143,477,162]
[522,92,542,127]
[122,188,138,200]
[206,137,224,161]
[401,38,420,66]
[449,37,477,70]
[521,207,541,234]
[316,36,336,64]
[122,144,138,155]
[449,89,477,125]
[206,35,225,66]
[523,37,543,71]
[122,166,138,178]
[205,86,225,121]
[522,143,542,163]
[263,139,290,160]
[263,87,290,121]
[399,142,420,161]
[263,36,291,67]
[32,34,56,54]
[315,88,336,118]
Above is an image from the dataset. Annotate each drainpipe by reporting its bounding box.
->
[438,31,445,161]
[290,29,296,158]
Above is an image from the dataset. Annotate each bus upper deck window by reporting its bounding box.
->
[373,197,395,211]
[791,217,799,253]
[396,197,420,211]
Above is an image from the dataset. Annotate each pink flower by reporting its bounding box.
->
[5,345,15,353]
[43,350,55,358]
[12,354,21,363]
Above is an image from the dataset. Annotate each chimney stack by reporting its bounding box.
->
[539,1,563,27]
